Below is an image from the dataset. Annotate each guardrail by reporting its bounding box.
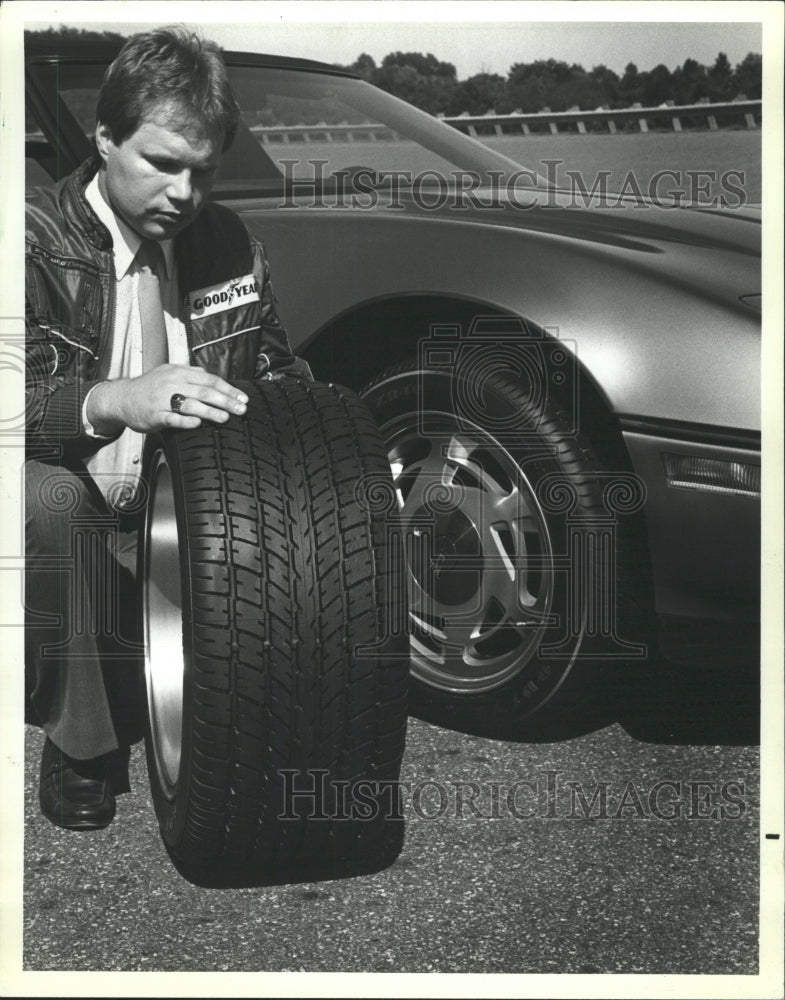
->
[442,99,761,137]
[249,99,761,144]
[250,121,396,143]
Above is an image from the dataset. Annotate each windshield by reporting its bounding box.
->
[33,60,545,197]
[227,67,537,191]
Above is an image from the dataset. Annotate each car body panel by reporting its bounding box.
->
[230,200,760,432]
[623,431,760,617]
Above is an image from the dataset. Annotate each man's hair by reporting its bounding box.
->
[96,26,240,150]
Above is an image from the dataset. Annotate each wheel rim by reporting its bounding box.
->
[143,451,184,798]
[386,412,555,694]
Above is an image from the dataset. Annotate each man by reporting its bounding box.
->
[25,26,310,830]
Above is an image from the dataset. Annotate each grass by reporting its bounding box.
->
[480,129,761,205]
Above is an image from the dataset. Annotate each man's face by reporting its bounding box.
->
[95,112,224,240]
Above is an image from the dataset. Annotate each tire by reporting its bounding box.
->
[140,377,408,886]
[361,360,651,737]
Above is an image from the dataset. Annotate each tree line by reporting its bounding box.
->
[343,50,763,116]
[24,28,762,120]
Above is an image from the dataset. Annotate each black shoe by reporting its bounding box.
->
[39,738,117,830]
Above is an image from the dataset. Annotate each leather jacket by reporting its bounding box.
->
[25,157,311,455]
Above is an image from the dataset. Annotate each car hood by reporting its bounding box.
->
[415,190,762,306]
[417,191,760,258]
[229,185,761,304]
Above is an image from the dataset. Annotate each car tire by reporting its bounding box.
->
[140,377,408,886]
[361,360,651,737]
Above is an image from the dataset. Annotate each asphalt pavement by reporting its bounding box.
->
[18,625,763,981]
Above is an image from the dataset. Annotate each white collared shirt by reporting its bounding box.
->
[83,173,190,509]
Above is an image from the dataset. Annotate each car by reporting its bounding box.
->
[25,38,761,738]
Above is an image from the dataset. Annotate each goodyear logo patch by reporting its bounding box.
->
[189,274,257,319]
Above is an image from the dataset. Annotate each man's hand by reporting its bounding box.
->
[86,364,248,436]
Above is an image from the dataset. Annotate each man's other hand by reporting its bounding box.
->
[86,364,249,435]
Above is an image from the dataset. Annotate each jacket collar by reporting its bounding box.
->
[60,157,114,252]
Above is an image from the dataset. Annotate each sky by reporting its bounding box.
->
[22,1,764,78]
